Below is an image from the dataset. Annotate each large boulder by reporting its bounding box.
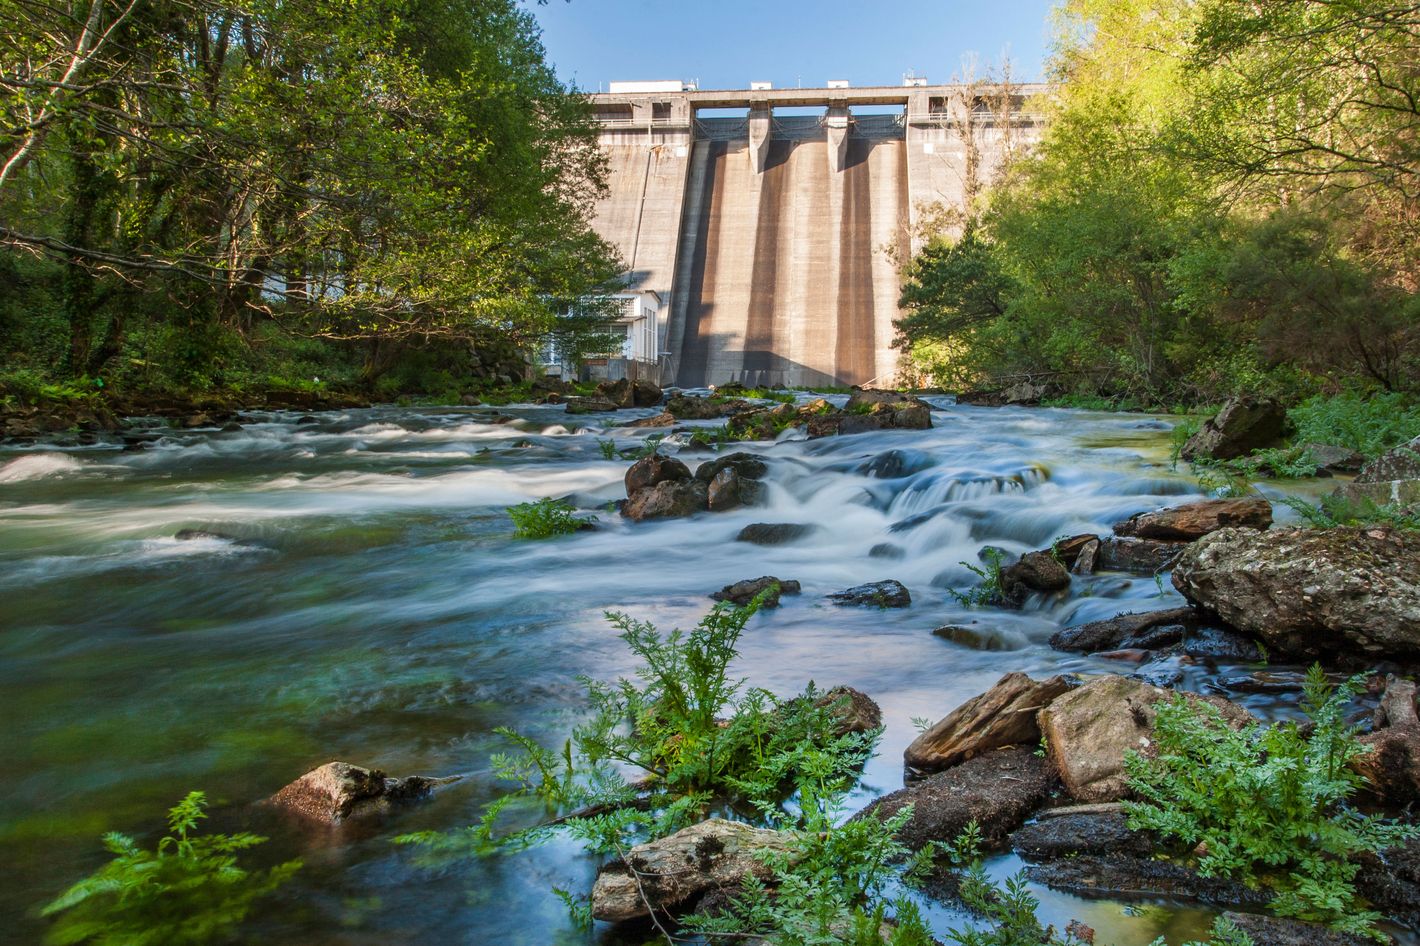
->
[1172,526,1420,657]
[905,672,1079,775]
[1331,475,1420,511]
[268,761,448,823]
[1049,607,1199,653]
[856,747,1057,851]
[1037,675,1251,802]
[622,479,708,521]
[1112,497,1272,541]
[596,378,662,409]
[625,453,690,497]
[590,819,794,921]
[1179,397,1287,461]
[1356,435,1420,483]
[694,452,769,483]
[735,522,818,545]
[696,452,770,512]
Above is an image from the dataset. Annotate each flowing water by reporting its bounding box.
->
[0,396,1330,944]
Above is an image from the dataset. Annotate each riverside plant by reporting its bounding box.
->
[1124,666,1419,939]
[948,548,1007,608]
[39,792,300,946]
[394,590,880,863]
[506,497,596,538]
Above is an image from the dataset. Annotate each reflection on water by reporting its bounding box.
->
[0,399,1324,943]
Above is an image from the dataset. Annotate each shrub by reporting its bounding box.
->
[1124,667,1419,938]
[40,792,300,946]
[506,497,595,539]
[395,592,879,860]
[1289,392,1420,457]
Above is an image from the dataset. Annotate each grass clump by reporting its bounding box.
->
[948,548,1007,608]
[506,497,596,539]
[40,791,300,946]
[1124,666,1418,939]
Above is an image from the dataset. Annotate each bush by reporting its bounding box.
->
[1289,391,1420,457]
[506,497,595,538]
[40,792,300,946]
[1124,667,1419,938]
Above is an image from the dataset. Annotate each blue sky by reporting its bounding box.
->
[525,1,1062,92]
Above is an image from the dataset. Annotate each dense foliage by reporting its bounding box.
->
[0,0,622,398]
[506,496,595,538]
[897,0,1420,404]
[40,792,300,945]
[1125,667,1419,938]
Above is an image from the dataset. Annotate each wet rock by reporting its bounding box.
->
[1219,912,1376,946]
[1112,497,1273,541]
[181,412,215,428]
[175,528,239,542]
[624,453,691,497]
[1179,396,1287,462]
[565,396,619,415]
[596,378,662,409]
[621,411,676,428]
[812,686,884,737]
[1049,608,1198,653]
[857,448,936,480]
[710,576,801,608]
[1356,435,1420,484]
[460,394,482,406]
[1049,534,1101,571]
[1096,536,1187,573]
[1038,674,1252,802]
[735,522,818,546]
[828,579,911,608]
[1355,677,1420,805]
[1121,623,1185,651]
[1071,538,1101,575]
[1028,855,1267,909]
[999,551,1070,604]
[869,542,905,560]
[590,818,794,922]
[1217,670,1313,694]
[622,479,707,521]
[857,747,1057,851]
[932,624,1026,652]
[668,395,741,420]
[706,467,765,511]
[1172,526,1420,658]
[1357,837,1420,929]
[1094,648,1152,664]
[1010,805,1151,859]
[694,452,769,483]
[268,761,451,823]
[905,672,1078,775]
[1302,442,1365,475]
[1182,626,1262,662]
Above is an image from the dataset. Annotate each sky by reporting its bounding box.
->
[524,0,1061,93]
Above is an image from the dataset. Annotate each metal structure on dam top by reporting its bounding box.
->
[586,80,1045,389]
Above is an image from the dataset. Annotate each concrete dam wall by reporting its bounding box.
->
[587,84,1042,388]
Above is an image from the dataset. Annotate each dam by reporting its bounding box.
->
[587,80,1044,388]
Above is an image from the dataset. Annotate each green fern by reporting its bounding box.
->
[40,791,300,946]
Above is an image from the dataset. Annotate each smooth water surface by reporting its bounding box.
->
[0,398,1320,944]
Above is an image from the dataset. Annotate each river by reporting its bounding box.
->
[0,395,1327,944]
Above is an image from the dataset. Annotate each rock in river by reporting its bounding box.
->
[1179,396,1286,462]
[905,672,1078,775]
[827,579,911,608]
[591,818,793,921]
[1172,526,1420,658]
[268,761,451,823]
[710,576,801,608]
[735,522,818,545]
[624,453,690,496]
[1112,496,1272,541]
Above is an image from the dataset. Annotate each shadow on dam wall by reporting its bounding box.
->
[672,133,907,390]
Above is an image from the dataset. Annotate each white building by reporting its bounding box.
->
[541,290,662,383]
